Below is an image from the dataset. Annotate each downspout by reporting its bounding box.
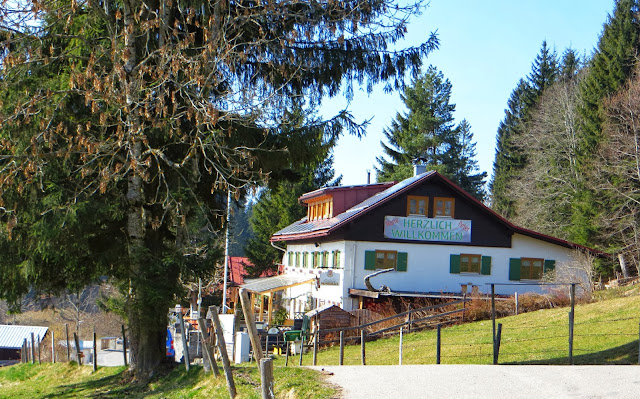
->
[270,241,286,252]
[350,243,357,310]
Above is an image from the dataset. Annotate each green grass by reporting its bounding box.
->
[3,292,639,397]
[0,362,336,398]
[276,293,640,366]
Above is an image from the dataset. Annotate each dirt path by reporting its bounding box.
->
[309,365,640,399]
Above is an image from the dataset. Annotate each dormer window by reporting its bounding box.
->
[306,196,333,221]
[407,196,428,216]
[434,197,455,217]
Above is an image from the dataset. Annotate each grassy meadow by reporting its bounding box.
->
[2,287,640,398]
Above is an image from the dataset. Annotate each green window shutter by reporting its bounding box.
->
[544,259,556,274]
[364,251,376,270]
[481,256,492,275]
[509,258,521,281]
[450,254,461,274]
[397,252,408,272]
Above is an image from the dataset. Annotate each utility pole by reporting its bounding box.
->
[221,189,232,313]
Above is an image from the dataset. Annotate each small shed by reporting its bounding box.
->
[305,304,352,344]
[0,325,49,360]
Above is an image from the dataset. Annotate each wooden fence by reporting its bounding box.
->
[317,299,469,346]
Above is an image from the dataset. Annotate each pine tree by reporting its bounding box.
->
[229,200,253,257]
[447,120,487,200]
[490,42,559,217]
[490,79,530,216]
[0,0,436,377]
[572,0,640,245]
[375,66,486,199]
[245,155,341,277]
[526,40,559,106]
[560,48,582,82]
[579,0,640,154]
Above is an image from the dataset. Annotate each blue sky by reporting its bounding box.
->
[326,1,614,186]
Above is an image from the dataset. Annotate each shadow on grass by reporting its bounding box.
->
[502,340,639,365]
[49,364,206,398]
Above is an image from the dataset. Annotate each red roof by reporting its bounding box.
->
[227,256,278,286]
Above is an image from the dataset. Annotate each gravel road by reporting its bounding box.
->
[309,365,640,399]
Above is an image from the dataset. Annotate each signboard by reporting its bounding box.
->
[319,269,340,286]
[384,216,472,243]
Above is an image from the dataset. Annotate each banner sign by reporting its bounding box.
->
[384,216,472,243]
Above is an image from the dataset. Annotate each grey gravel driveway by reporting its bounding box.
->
[309,365,640,399]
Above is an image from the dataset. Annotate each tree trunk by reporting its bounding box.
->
[122,0,165,379]
[619,253,630,279]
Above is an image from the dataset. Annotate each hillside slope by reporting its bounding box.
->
[302,291,640,366]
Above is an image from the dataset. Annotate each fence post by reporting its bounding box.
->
[196,318,220,377]
[462,296,466,323]
[399,327,403,365]
[65,324,70,362]
[208,308,237,398]
[265,335,270,358]
[121,325,128,367]
[260,358,275,399]
[177,311,190,371]
[51,330,55,363]
[22,339,27,363]
[285,341,290,366]
[73,332,81,365]
[239,288,265,364]
[37,334,41,364]
[406,304,412,333]
[360,329,366,365]
[494,323,502,365]
[93,327,97,372]
[436,324,441,365]
[31,332,36,364]
[298,334,305,366]
[569,283,575,365]
[515,292,519,315]
[491,284,496,364]
[312,333,318,366]
[339,331,344,366]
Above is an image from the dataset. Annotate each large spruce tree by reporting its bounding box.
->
[375,66,486,199]
[579,0,640,154]
[571,0,640,245]
[490,41,559,217]
[490,79,530,216]
[0,0,437,378]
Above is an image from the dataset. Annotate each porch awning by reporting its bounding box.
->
[241,275,316,295]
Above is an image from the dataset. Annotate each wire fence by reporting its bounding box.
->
[303,309,640,366]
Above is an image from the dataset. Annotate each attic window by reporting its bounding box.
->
[434,197,454,217]
[407,196,428,216]
[307,197,333,222]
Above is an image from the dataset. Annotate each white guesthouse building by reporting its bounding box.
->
[268,170,601,314]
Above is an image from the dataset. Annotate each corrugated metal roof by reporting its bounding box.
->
[0,325,49,349]
[241,275,316,294]
[272,171,435,239]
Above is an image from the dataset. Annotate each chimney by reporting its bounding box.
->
[366,170,371,184]
[413,164,427,176]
